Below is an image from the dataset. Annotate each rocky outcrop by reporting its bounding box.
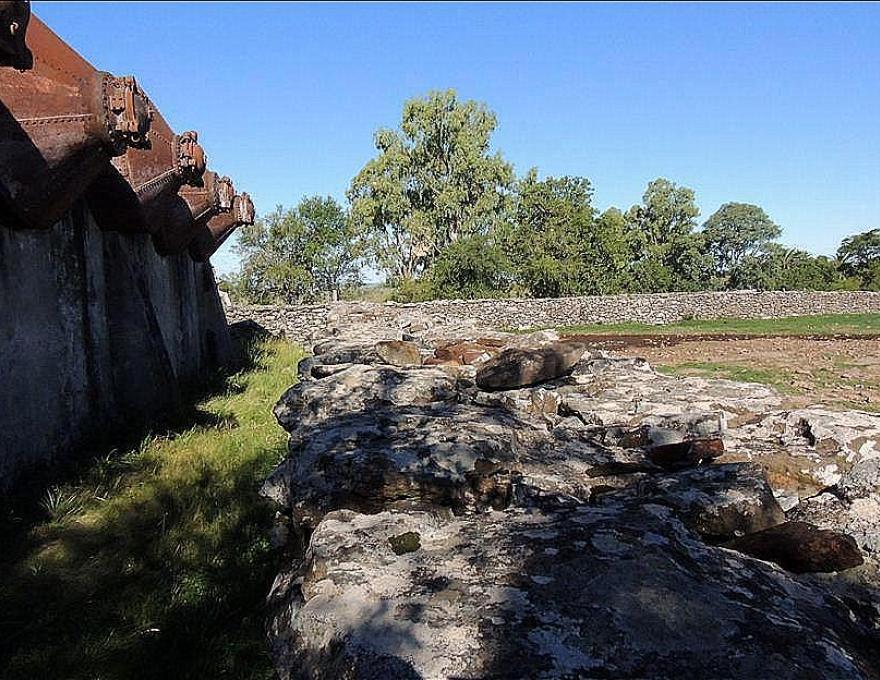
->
[263,325,880,679]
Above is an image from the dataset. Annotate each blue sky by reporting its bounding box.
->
[34,2,880,275]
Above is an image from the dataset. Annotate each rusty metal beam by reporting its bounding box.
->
[189,191,255,262]
[0,15,151,229]
[87,121,207,233]
[152,172,234,255]
[0,1,32,70]
[0,11,257,255]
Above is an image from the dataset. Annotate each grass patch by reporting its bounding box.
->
[656,362,801,394]
[542,313,880,336]
[0,339,304,679]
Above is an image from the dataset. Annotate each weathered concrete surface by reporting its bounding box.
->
[0,202,232,491]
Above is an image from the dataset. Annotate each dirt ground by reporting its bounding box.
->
[565,333,880,412]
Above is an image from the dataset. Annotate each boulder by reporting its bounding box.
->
[262,401,654,526]
[475,341,587,391]
[268,503,879,680]
[264,328,880,680]
[607,463,785,540]
[790,491,880,556]
[273,364,459,432]
[725,521,864,573]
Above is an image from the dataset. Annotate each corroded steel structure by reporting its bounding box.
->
[0,4,253,259]
[0,15,151,229]
[0,0,32,69]
[190,191,256,262]
[87,109,207,234]
[153,172,235,255]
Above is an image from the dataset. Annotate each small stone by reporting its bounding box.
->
[434,340,498,365]
[375,340,422,366]
[388,531,421,555]
[647,437,724,470]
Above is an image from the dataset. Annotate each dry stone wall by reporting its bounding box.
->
[226,290,880,341]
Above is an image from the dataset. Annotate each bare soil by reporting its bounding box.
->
[565,333,880,412]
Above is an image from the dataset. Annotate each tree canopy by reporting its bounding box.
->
[837,228,880,290]
[225,90,879,303]
[230,196,363,303]
[348,89,514,283]
[702,202,782,287]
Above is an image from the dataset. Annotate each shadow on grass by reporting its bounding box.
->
[0,323,302,679]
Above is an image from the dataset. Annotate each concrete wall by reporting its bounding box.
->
[0,201,232,492]
[226,290,880,341]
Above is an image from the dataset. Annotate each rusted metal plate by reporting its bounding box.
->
[0,15,151,229]
[0,10,256,251]
[88,126,207,233]
[0,1,32,70]
[189,191,255,262]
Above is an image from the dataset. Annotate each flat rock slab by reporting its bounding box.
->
[264,329,880,680]
[269,503,879,680]
[607,462,785,540]
[262,401,654,526]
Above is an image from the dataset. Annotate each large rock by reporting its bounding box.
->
[268,502,879,680]
[273,364,460,431]
[475,341,587,391]
[724,521,864,573]
[790,491,880,557]
[263,401,656,527]
[375,340,422,366]
[607,463,786,540]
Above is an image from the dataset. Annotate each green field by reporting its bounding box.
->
[552,313,880,336]
[0,340,305,680]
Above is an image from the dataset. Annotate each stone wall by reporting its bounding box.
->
[0,202,233,492]
[226,290,880,341]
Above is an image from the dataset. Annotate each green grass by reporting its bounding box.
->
[656,362,801,394]
[0,339,304,680]
[545,313,880,336]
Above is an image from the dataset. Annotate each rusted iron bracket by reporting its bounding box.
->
[101,73,151,151]
[87,125,207,234]
[0,1,32,70]
[153,172,234,255]
[0,11,256,251]
[0,17,153,229]
[189,191,255,262]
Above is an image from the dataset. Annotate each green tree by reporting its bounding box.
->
[420,234,513,300]
[734,245,842,291]
[500,172,632,297]
[837,228,880,289]
[348,89,514,283]
[234,196,363,303]
[702,202,782,287]
[625,178,713,292]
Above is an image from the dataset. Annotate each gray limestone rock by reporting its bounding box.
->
[475,341,587,391]
[269,503,879,680]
